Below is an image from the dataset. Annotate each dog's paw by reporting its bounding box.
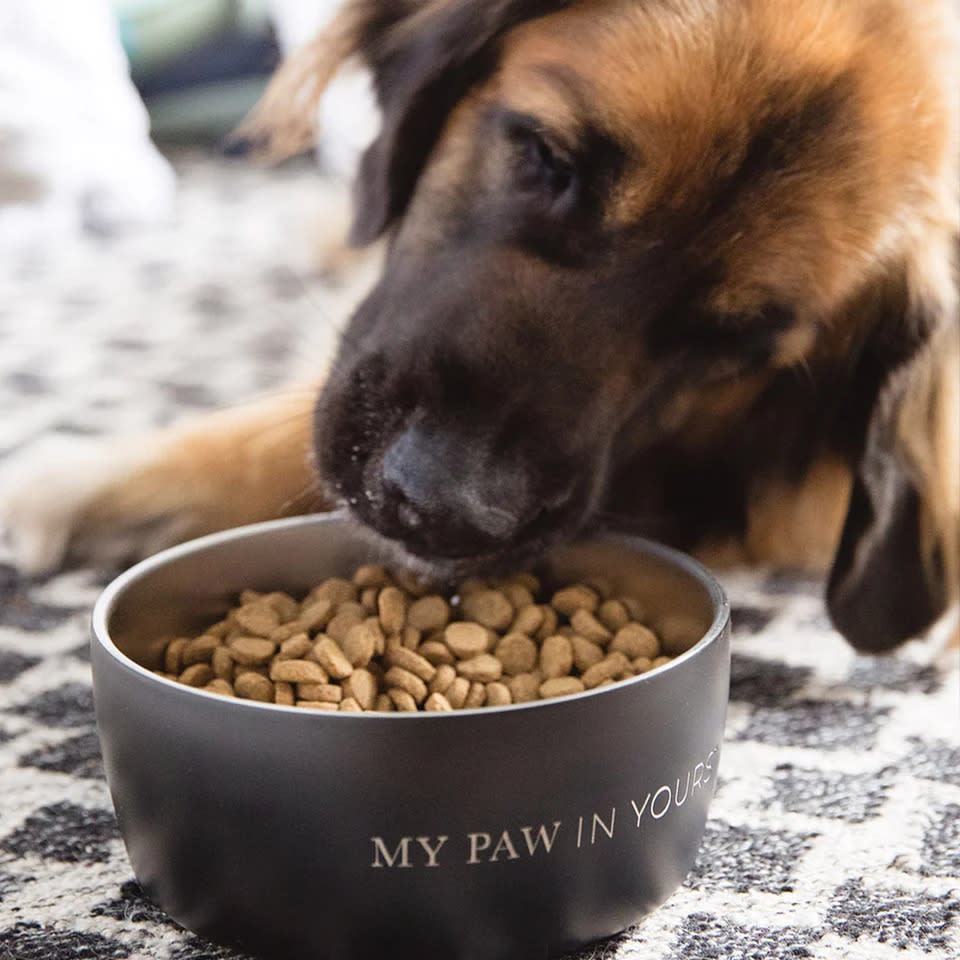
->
[0,438,191,575]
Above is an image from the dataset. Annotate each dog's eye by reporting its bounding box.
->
[507,119,575,198]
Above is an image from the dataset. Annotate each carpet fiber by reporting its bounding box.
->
[0,154,958,960]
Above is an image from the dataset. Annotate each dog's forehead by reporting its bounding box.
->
[496,0,863,137]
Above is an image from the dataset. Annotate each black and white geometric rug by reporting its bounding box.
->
[1,153,958,960]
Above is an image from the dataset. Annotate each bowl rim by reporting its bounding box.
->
[91,513,730,720]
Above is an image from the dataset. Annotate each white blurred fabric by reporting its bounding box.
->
[0,0,176,245]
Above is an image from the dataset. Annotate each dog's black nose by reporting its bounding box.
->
[380,426,531,556]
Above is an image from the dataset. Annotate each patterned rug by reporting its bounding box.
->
[0,152,958,960]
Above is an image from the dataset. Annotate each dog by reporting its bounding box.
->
[2,0,957,654]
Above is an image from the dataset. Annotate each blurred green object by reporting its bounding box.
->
[113,0,270,73]
[111,0,275,144]
[146,78,268,142]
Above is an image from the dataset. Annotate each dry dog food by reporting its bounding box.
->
[154,567,680,711]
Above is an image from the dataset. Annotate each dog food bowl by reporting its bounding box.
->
[91,514,730,960]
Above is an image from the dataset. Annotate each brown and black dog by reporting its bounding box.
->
[3,0,958,653]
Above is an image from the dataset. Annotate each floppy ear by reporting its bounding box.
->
[239,0,568,244]
[348,0,570,245]
[827,272,959,652]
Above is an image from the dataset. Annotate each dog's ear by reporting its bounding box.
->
[348,0,570,245]
[239,1,568,245]
[826,272,959,652]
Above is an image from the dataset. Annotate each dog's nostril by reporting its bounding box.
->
[379,427,531,552]
[396,500,423,530]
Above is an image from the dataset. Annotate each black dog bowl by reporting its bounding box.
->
[91,514,730,960]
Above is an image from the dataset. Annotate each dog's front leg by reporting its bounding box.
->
[0,388,324,575]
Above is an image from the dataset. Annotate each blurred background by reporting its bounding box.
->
[0,0,377,469]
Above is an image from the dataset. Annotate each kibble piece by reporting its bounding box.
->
[610,624,660,660]
[500,583,535,610]
[270,659,330,684]
[364,617,387,656]
[326,605,366,644]
[617,595,646,622]
[388,688,419,712]
[536,606,559,640]
[419,640,456,666]
[270,622,308,643]
[278,633,314,660]
[512,573,540,594]
[457,654,503,683]
[445,677,470,709]
[424,692,453,712]
[342,623,378,668]
[584,576,613,600]
[207,620,230,639]
[235,672,274,702]
[393,568,430,597]
[298,683,343,703]
[274,681,295,706]
[340,697,363,712]
[179,663,214,687]
[298,599,334,633]
[204,678,235,697]
[353,564,388,588]
[540,677,586,699]
[313,636,354,680]
[385,666,428,703]
[540,635,574,679]
[228,636,277,666]
[656,615,702,656]
[375,693,394,713]
[297,700,340,711]
[461,589,514,631]
[494,633,538,675]
[465,682,487,708]
[386,647,436,683]
[570,610,612,645]
[428,663,457,695]
[651,655,673,669]
[485,681,512,706]
[551,585,599,617]
[581,652,631,689]
[457,577,487,597]
[407,595,451,633]
[632,656,654,673]
[359,587,380,614]
[234,664,269,678]
[571,635,605,673]
[597,599,630,633]
[264,591,300,623]
[164,637,188,675]
[507,672,542,704]
[343,669,378,710]
[401,626,422,651]
[444,622,489,659]
[509,604,544,636]
[378,586,408,634]
[309,577,358,607]
[182,635,220,666]
[233,603,280,637]
[211,645,234,680]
